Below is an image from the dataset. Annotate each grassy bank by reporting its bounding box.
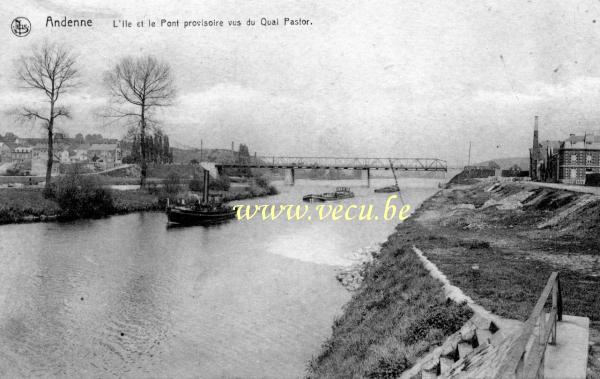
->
[0,188,61,223]
[307,228,473,377]
[402,180,600,376]
[0,188,160,224]
[309,178,600,377]
[0,182,277,225]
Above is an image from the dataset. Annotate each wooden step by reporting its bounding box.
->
[457,341,474,358]
[476,328,493,346]
[459,323,476,341]
[440,340,458,358]
[491,329,507,345]
[440,356,455,374]
[421,358,439,379]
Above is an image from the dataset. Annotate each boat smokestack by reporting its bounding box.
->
[202,169,210,203]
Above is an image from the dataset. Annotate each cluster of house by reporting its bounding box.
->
[530,116,600,185]
[0,134,123,176]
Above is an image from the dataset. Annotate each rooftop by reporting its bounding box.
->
[562,134,600,150]
[89,144,118,151]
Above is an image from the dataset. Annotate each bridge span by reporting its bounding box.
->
[214,156,447,186]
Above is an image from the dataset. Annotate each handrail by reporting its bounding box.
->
[495,272,563,378]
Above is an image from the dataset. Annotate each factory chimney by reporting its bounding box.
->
[533,116,539,152]
[531,115,539,181]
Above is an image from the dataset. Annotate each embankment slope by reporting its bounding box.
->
[401,180,600,377]
[309,179,600,377]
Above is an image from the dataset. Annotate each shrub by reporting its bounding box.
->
[43,184,56,199]
[163,172,182,195]
[189,177,203,192]
[188,175,231,192]
[366,355,410,379]
[55,169,114,219]
[248,183,264,197]
[145,182,160,195]
[405,301,473,344]
[254,175,278,195]
[6,167,20,176]
[155,188,180,208]
[210,175,231,191]
[255,175,269,189]
[122,155,137,164]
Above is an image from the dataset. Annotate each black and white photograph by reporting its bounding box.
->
[0,1,598,378]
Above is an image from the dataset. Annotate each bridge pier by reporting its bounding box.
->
[284,168,295,185]
[361,169,370,187]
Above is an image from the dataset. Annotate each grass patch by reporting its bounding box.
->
[307,243,472,378]
[0,179,277,224]
[111,190,162,213]
[0,188,61,223]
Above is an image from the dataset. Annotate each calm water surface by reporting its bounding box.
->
[0,177,443,378]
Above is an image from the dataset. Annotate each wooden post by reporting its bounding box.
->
[551,281,558,345]
[557,278,563,321]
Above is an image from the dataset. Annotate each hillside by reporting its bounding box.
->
[171,147,238,164]
[474,157,529,170]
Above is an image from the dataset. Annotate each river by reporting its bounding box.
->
[0,177,443,378]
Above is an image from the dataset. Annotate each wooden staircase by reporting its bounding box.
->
[402,272,589,378]
[419,314,503,378]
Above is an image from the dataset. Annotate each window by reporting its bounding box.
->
[571,168,577,179]
[571,154,577,163]
[587,155,593,164]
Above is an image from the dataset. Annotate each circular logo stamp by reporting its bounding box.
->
[11,17,31,37]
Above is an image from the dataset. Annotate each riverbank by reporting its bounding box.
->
[406,180,600,376]
[308,214,474,377]
[310,179,600,377]
[0,185,276,225]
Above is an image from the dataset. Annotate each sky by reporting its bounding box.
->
[2,0,600,165]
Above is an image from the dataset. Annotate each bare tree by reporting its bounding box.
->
[17,42,78,191]
[103,56,176,187]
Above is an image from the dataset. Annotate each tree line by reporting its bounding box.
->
[14,41,176,192]
[125,132,173,164]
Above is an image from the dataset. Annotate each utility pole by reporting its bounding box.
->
[468,141,472,167]
[200,139,203,162]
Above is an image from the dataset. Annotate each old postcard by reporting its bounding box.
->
[0,1,598,378]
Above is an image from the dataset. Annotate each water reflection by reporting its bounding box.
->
[0,178,441,378]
